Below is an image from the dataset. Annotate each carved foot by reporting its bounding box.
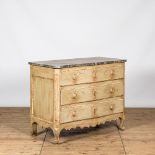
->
[95,124,100,128]
[51,128,63,144]
[32,122,37,136]
[117,117,125,131]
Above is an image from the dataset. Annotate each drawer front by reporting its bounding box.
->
[61,63,124,86]
[92,97,124,118]
[60,97,123,123]
[60,104,92,123]
[61,79,124,105]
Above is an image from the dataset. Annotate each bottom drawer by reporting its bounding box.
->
[60,97,124,123]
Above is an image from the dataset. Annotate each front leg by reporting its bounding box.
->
[32,122,37,135]
[117,117,125,130]
[52,128,61,144]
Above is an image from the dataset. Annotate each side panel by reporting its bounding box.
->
[31,65,54,122]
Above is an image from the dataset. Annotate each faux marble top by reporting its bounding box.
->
[28,57,126,69]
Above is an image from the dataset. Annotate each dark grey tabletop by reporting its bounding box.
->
[29,57,126,69]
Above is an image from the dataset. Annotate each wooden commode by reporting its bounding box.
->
[29,57,127,143]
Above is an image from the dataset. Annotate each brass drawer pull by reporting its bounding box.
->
[72,111,76,117]
[110,105,113,110]
[110,69,115,78]
[93,108,97,115]
[92,89,97,97]
[72,73,77,81]
[110,88,115,94]
[72,91,77,99]
[92,70,97,79]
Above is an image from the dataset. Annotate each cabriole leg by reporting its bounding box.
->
[117,117,125,130]
[52,128,61,144]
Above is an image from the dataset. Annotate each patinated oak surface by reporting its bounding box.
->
[0,108,155,155]
[29,57,126,143]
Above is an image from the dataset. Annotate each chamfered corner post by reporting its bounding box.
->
[117,62,126,131]
[53,69,61,143]
[30,65,38,135]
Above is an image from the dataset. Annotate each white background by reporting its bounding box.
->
[0,0,155,107]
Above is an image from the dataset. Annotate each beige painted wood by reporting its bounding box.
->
[60,97,123,123]
[61,113,123,130]
[30,62,125,143]
[60,102,92,124]
[61,63,124,86]
[32,76,54,122]
[30,66,33,116]
[31,65,54,79]
[30,65,55,135]
[53,69,61,142]
[61,79,124,105]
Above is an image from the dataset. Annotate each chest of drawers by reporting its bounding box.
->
[29,57,126,143]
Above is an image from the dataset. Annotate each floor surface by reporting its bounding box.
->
[0,108,155,155]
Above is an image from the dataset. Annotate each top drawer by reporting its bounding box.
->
[61,63,124,86]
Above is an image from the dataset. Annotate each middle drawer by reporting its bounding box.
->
[61,79,124,105]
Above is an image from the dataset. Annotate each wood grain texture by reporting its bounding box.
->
[61,63,124,86]
[0,108,155,155]
[32,76,54,121]
[119,108,155,155]
[61,79,124,105]
[30,62,125,142]
[60,113,123,130]
[53,69,61,142]
[60,97,124,123]
[0,108,46,155]
[31,65,54,79]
